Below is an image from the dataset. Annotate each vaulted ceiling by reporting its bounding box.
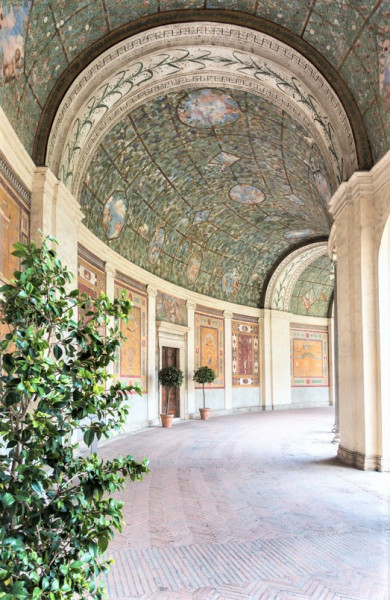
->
[81,89,332,306]
[0,1,388,309]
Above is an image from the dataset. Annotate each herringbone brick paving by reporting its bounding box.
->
[99,408,390,599]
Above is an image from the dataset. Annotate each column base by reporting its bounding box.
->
[337,445,381,471]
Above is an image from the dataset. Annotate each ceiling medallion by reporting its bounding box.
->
[229,184,265,204]
[177,88,242,129]
[102,191,127,240]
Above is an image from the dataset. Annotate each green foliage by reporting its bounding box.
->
[193,366,216,409]
[158,366,184,416]
[0,237,149,599]
[193,366,216,385]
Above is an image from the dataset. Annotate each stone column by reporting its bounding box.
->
[223,310,233,410]
[331,258,340,443]
[147,285,159,425]
[30,167,57,243]
[329,160,390,470]
[186,300,196,417]
[31,168,84,282]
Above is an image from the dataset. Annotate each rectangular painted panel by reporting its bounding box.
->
[195,311,224,388]
[115,280,148,393]
[0,186,29,284]
[232,319,259,387]
[290,326,329,387]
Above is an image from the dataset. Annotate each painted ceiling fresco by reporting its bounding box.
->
[80,88,332,306]
[0,1,389,163]
[289,254,334,317]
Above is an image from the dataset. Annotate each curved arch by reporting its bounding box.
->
[32,9,372,171]
[264,242,329,311]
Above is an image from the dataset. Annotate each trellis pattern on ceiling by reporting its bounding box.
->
[80,88,331,306]
[0,1,388,161]
[289,254,334,317]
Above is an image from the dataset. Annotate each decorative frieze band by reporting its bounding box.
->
[0,153,31,207]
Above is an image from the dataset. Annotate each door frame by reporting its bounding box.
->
[156,321,190,420]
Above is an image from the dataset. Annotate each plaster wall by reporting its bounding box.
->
[232,387,261,409]
[194,389,225,413]
[291,388,329,406]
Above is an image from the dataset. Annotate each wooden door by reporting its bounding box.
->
[161,347,180,417]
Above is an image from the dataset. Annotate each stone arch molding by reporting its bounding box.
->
[264,242,329,311]
[46,22,358,200]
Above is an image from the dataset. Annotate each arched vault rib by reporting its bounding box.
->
[46,21,359,195]
[33,10,372,172]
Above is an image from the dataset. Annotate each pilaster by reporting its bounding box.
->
[223,310,233,410]
[259,310,272,410]
[147,285,158,425]
[31,168,84,282]
[186,300,196,416]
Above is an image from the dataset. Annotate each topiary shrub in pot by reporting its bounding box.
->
[193,366,216,420]
[158,365,184,427]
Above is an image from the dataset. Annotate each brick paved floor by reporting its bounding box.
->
[99,408,390,600]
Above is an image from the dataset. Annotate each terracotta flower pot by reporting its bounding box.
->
[161,413,174,428]
[199,408,210,420]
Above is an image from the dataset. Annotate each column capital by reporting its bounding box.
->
[147,284,158,298]
[223,310,233,319]
[186,300,197,310]
[32,166,58,197]
[105,263,117,278]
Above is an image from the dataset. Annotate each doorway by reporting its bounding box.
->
[161,346,180,417]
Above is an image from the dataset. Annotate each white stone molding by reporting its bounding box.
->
[156,321,191,421]
[186,299,197,416]
[46,22,358,197]
[223,310,233,411]
[147,284,158,424]
[264,242,328,311]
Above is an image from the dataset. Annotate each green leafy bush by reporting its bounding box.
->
[158,366,184,415]
[0,237,149,599]
[193,366,216,409]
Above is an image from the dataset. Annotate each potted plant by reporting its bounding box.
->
[158,365,184,427]
[193,365,216,420]
[0,237,149,599]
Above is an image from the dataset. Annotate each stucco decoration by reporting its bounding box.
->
[79,88,334,306]
[46,23,358,197]
[264,242,330,312]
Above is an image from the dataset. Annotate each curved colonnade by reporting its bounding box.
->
[0,10,389,471]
